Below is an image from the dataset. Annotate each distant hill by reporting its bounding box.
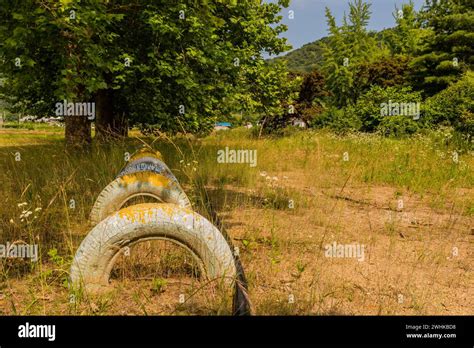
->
[267,29,394,73]
[268,37,328,73]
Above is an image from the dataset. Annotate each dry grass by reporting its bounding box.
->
[0,125,472,315]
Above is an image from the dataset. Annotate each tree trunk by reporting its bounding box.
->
[95,89,128,140]
[65,114,92,147]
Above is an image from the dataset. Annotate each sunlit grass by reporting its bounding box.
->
[0,125,472,315]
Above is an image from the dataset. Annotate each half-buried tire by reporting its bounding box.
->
[71,203,237,291]
[89,171,192,225]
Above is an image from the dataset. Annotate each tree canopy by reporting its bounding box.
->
[0,0,295,144]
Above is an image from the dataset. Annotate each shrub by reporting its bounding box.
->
[377,115,421,137]
[310,106,362,134]
[352,85,425,136]
[354,55,410,94]
[258,112,290,136]
[425,72,474,141]
[297,69,329,108]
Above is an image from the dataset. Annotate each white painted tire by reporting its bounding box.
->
[118,156,179,181]
[89,171,192,225]
[71,203,237,290]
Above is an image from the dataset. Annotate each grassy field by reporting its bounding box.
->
[0,124,472,315]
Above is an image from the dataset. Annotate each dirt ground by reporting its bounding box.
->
[1,172,472,315]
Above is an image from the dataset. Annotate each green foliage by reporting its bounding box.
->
[48,248,66,267]
[382,1,425,56]
[255,64,302,135]
[354,55,410,95]
[2,0,472,142]
[0,0,293,136]
[150,278,167,294]
[120,0,293,134]
[291,69,329,125]
[297,69,328,108]
[352,85,424,136]
[268,0,472,143]
[425,71,474,140]
[244,59,300,122]
[376,114,421,137]
[411,0,474,95]
[268,38,328,73]
[311,106,361,134]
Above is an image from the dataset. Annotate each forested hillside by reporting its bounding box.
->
[268,37,328,73]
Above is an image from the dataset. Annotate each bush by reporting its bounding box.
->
[352,85,425,136]
[256,117,305,138]
[310,106,361,134]
[258,113,290,136]
[425,72,474,141]
[377,115,420,137]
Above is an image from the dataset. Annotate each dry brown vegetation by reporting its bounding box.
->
[0,126,472,315]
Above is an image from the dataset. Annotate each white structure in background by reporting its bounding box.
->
[290,117,307,128]
[19,115,64,126]
[35,116,64,124]
[20,115,36,122]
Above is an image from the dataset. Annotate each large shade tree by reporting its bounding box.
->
[0,0,293,145]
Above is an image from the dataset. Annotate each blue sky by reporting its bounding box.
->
[265,0,426,57]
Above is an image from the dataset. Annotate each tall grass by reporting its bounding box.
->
[0,126,472,314]
[1,127,472,257]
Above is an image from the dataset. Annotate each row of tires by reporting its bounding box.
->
[69,148,250,314]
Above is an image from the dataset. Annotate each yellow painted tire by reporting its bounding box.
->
[71,203,237,290]
[129,148,163,162]
[89,172,192,225]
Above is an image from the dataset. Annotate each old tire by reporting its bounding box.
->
[71,203,236,291]
[128,149,164,162]
[89,172,192,225]
[118,156,178,181]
